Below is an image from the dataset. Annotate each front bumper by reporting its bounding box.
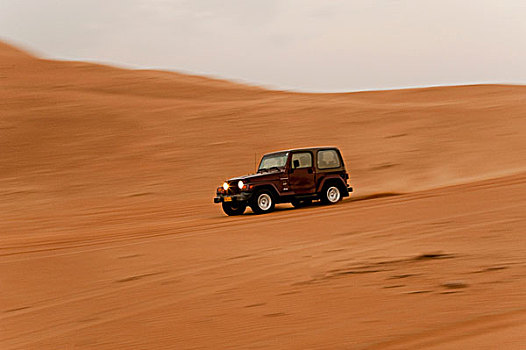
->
[214,192,253,204]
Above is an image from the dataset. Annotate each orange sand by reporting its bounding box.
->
[1,41,525,349]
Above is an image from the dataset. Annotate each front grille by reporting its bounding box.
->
[226,181,240,195]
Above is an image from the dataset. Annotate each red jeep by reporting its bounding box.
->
[214,147,353,216]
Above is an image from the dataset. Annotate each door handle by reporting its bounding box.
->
[308,168,313,174]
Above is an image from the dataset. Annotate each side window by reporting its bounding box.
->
[291,152,312,169]
[317,150,341,169]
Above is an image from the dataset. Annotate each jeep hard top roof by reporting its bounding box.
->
[263,146,340,156]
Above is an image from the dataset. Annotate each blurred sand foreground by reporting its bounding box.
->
[1,41,525,349]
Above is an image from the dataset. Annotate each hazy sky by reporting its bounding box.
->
[1,0,525,91]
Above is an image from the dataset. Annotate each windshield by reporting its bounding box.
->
[258,152,288,172]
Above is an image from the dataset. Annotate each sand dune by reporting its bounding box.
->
[1,41,525,349]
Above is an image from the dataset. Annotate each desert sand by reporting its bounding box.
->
[1,41,525,349]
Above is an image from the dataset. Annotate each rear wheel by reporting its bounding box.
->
[250,190,275,214]
[221,201,247,216]
[320,184,341,205]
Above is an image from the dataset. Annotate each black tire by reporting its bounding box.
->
[250,189,275,214]
[221,201,247,216]
[291,198,312,209]
[320,183,342,205]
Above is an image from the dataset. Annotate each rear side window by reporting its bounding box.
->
[317,150,341,169]
[291,152,312,168]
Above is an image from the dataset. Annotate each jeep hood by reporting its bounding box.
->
[228,170,283,182]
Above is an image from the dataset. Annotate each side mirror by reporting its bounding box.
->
[293,159,300,168]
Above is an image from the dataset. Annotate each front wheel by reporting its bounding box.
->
[250,190,275,214]
[320,184,341,205]
[222,201,247,216]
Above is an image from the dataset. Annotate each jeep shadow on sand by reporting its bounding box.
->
[214,147,353,216]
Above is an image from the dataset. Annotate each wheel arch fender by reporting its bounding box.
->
[317,176,348,195]
[251,183,280,200]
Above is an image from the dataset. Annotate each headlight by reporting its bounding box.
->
[222,182,229,191]
[238,180,244,189]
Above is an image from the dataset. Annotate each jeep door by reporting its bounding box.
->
[288,151,316,194]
